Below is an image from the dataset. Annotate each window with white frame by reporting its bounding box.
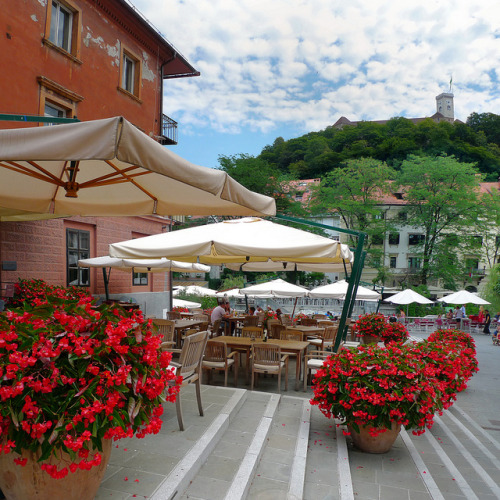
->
[120,48,141,99]
[49,1,73,52]
[122,54,136,94]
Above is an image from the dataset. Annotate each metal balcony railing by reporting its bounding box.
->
[158,114,178,145]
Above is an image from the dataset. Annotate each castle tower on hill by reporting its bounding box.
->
[333,91,458,129]
[435,92,454,121]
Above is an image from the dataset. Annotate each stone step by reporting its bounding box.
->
[96,384,500,500]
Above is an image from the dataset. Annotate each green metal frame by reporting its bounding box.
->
[274,214,366,351]
[0,114,80,125]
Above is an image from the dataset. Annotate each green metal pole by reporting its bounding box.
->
[273,215,367,352]
[0,114,80,124]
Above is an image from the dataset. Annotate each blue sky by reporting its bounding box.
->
[132,0,500,170]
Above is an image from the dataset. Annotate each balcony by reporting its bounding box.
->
[157,114,178,145]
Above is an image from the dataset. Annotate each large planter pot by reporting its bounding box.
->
[348,422,401,453]
[0,439,112,500]
[361,334,380,345]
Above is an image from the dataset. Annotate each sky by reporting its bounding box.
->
[131,0,500,170]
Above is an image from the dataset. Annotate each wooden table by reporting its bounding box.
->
[224,316,245,336]
[216,336,310,390]
[285,325,324,340]
[173,319,204,347]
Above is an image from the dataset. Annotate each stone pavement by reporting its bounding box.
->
[95,332,500,499]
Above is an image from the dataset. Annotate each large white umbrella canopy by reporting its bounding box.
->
[0,117,275,219]
[78,256,210,274]
[109,217,354,265]
[239,278,309,298]
[225,260,349,273]
[384,289,434,305]
[216,288,246,299]
[437,290,490,305]
[172,298,201,309]
[309,280,381,301]
[173,285,217,296]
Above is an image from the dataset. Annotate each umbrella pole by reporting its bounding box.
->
[245,294,249,313]
[102,267,110,301]
[291,296,298,318]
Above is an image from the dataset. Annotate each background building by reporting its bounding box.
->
[0,0,198,317]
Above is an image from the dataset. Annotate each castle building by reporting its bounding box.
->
[334,92,459,129]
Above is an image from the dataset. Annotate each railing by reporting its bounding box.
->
[158,114,178,145]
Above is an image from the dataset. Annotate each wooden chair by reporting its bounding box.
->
[202,340,239,387]
[313,314,328,320]
[167,330,209,431]
[167,310,181,320]
[251,343,289,392]
[181,328,200,343]
[256,312,265,328]
[308,326,339,351]
[300,318,318,326]
[266,318,280,334]
[269,322,285,340]
[281,315,292,327]
[243,315,259,327]
[241,326,263,339]
[280,329,303,342]
[303,350,332,391]
[193,314,209,322]
[151,319,176,351]
[317,320,335,328]
[209,318,222,338]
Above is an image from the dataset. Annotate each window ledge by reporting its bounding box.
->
[117,86,142,104]
[43,38,82,65]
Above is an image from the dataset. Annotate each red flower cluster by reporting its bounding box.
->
[352,313,388,338]
[171,306,189,313]
[0,280,181,478]
[380,321,409,343]
[310,331,477,436]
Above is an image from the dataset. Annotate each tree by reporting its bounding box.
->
[217,154,301,214]
[396,155,485,285]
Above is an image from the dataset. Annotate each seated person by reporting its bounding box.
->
[249,306,256,316]
[493,323,500,345]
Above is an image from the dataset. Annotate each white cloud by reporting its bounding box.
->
[132,0,500,137]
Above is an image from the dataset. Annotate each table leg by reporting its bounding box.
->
[295,349,303,391]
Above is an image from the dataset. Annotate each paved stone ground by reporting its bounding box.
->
[94,330,500,499]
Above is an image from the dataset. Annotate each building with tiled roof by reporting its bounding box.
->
[334,92,461,129]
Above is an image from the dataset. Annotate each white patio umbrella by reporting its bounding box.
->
[437,290,490,305]
[239,279,309,298]
[0,117,275,219]
[78,256,210,274]
[384,288,433,316]
[216,288,246,298]
[384,289,434,305]
[239,278,309,317]
[225,260,349,273]
[109,217,354,266]
[173,285,218,297]
[172,298,201,309]
[77,256,210,301]
[309,280,381,301]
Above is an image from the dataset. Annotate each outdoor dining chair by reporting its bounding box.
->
[209,319,222,338]
[241,326,264,339]
[281,315,292,326]
[308,326,339,351]
[300,318,318,326]
[251,343,289,392]
[151,319,175,351]
[280,329,303,342]
[269,322,285,339]
[303,350,332,391]
[167,311,182,320]
[202,340,239,387]
[166,330,209,431]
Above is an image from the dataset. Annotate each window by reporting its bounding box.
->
[119,47,141,100]
[408,257,421,269]
[44,0,81,60]
[295,193,303,201]
[371,234,383,245]
[390,256,397,268]
[373,212,385,220]
[133,272,148,286]
[50,1,72,52]
[67,229,90,287]
[397,211,407,221]
[409,234,425,246]
[388,233,400,245]
[465,259,479,273]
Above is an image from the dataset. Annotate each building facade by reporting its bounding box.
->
[0,0,199,316]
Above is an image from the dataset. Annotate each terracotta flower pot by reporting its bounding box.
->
[348,422,401,453]
[0,439,112,500]
[361,334,380,344]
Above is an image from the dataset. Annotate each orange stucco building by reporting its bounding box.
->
[0,0,200,316]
